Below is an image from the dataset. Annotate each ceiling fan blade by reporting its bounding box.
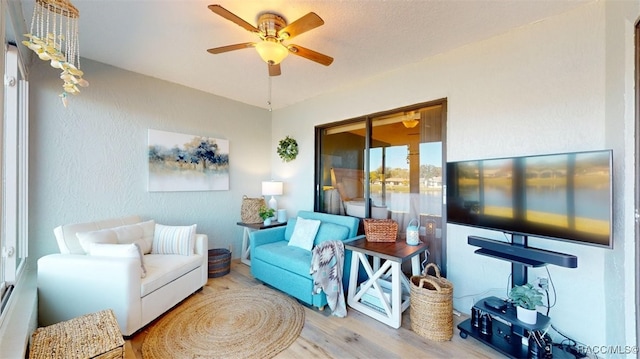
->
[208,5,259,33]
[207,42,255,54]
[278,12,324,40]
[268,63,281,77]
[288,45,333,66]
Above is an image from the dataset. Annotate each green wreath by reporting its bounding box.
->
[277,136,299,162]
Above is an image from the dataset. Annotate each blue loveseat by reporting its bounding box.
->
[250,210,361,310]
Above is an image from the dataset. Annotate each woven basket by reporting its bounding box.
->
[363,219,398,242]
[241,195,265,223]
[29,309,124,359]
[409,263,454,342]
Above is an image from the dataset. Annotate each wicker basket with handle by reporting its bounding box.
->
[240,195,265,224]
[363,219,398,242]
[409,263,454,342]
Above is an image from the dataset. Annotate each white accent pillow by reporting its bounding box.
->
[77,229,118,253]
[88,243,147,278]
[76,220,156,254]
[137,220,155,254]
[151,223,196,256]
[288,217,321,251]
[112,220,155,254]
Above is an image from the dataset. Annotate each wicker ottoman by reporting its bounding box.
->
[29,309,124,359]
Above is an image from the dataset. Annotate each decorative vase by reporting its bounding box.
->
[263,218,272,226]
[516,306,538,325]
[277,209,287,223]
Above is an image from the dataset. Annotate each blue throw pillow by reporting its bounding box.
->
[314,222,350,246]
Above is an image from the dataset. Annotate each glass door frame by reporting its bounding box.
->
[314,99,448,274]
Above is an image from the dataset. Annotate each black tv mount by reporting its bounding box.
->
[468,234,578,286]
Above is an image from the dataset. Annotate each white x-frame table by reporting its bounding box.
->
[345,237,429,329]
[237,221,286,266]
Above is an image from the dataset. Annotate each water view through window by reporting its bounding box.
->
[369,142,442,216]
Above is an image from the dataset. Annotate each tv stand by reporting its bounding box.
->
[458,297,575,358]
[458,234,578,358]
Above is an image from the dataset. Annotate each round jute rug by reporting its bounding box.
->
[142,287,305,359]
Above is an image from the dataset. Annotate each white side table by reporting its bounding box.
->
[345,237,428,328]
[237,221,287,266]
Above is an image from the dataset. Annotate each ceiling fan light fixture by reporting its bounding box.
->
[402,111,420,128]
[255,39,289,65]
[402,119,420,128]
[207,6,332,76]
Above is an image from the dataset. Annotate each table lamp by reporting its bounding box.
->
[261,181,283,211]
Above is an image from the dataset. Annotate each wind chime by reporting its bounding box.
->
[22,0,88,107]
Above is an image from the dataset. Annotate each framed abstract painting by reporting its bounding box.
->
[148,129,229,191]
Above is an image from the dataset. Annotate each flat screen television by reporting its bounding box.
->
[446,149,613,249]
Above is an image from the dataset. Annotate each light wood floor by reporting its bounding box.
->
[125,259,503,358]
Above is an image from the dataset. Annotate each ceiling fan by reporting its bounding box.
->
[206,4,333,76]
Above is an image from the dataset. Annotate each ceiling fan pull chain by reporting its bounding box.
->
[267,76,273,112]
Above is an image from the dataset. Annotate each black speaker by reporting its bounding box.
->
[528,331,552,359]
[471,307,481,328]
[479,313,492,336]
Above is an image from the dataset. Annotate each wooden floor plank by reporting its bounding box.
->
[126,259,503,358]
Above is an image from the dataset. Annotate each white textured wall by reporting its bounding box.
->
[28,59,272,262]
[272,1,638,350]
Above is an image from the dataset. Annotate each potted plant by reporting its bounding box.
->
[508,283,543,325]
[258,206,275,225]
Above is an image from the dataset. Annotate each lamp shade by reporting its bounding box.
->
[262,181,283,196]
[255,40,289,65]
[262,181,283,212]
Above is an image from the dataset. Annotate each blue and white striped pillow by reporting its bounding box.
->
[151,223,196,256]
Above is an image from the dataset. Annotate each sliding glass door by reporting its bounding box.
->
[315,100,447,271]
[317,119,366,216]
